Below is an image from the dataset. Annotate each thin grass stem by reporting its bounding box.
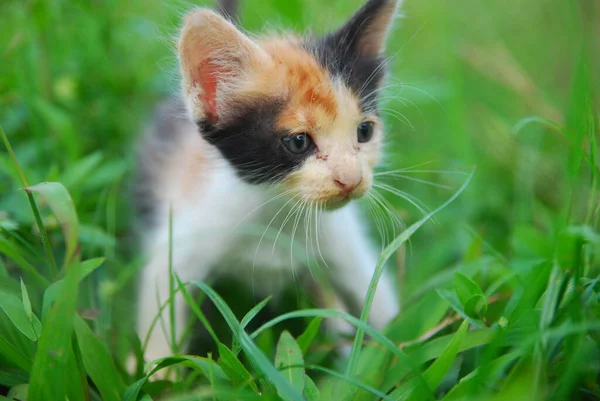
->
[0,125,58,279]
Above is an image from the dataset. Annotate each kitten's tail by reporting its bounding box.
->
[217,0,239,24]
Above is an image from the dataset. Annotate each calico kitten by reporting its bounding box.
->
[134,0,402,367]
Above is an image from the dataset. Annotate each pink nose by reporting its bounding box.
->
[334,177,361,194]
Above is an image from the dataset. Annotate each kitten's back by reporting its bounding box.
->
[133,0,240,229]
[133,98,210,229]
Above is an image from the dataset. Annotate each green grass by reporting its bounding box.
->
[1,0,599,400]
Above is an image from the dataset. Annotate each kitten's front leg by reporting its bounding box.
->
[136,251,204,366]
[134,178,267,378]
[134,227,225,376]
[320,204,399,331]
[134,196,247,377]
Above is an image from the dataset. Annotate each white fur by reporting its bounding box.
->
[135,124,399,365]
[136,0,404,373]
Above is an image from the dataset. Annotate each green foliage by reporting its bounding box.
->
[0,0,599,400]
[275,331,305,395]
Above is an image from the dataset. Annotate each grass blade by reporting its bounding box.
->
[1,126,60,278]
[441,352,521,400]
[296,317,322,356]
[233,296,272,355]
[347,169,475,378]
[307,365,394,400]
[26,182,80,268]
[190,280,305,401]
[19,279,33,325]
[27,260,81,401]
[74,315,126,401]
[0,291,41,342]
[42,258,104,319]
[274,331,305,395]
[218,342,259,392]
[6,384,28,401]
[123,355,229,401]
[0,237,48,287]
[250,309,403,355]
[0,333,33,371]
[304,374,320,401]
[175,275,219,346]
[421,320,469,390]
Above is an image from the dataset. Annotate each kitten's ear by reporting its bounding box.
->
[178,9,270,122]
[332,0,400,56]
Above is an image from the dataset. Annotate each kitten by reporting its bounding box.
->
[134,0,402,367]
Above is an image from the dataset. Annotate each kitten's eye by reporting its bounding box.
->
[282,134,313,154]
[357,122,375,143]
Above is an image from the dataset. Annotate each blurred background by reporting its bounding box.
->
[1,0,597,293]
[0,0,598,399]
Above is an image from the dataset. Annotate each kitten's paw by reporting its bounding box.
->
[369,282,400,330]
[327,315,356,337]
[326,317,356,360]
[126,353,138,376]
[337,342,353,359]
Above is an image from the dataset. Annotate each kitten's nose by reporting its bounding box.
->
[334,176,362,194]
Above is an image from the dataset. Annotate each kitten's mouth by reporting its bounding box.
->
[322,197,351,211]
[321,191,365,210]
[295,186,369,211]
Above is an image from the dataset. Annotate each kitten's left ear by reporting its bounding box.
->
[332,0,401,56]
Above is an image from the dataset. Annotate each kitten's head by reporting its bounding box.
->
[178,0,399,209]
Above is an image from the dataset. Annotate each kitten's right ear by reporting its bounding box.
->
[178,9,269,123]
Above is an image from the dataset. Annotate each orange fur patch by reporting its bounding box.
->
[257,38,345,135]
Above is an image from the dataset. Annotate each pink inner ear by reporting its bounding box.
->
[195,62,219,122]
[193,61,237,122]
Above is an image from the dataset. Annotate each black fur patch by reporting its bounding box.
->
[306,0,392,111]
[198,97,314,184]
[133,99,188,228]
[308,38,385,112]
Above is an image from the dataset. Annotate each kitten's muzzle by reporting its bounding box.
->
[332,168,363,197]
[316,177,369,210]
[334,176,362,196]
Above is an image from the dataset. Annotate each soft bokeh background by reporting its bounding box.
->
[0,0,598,400]
[1,0,596,298]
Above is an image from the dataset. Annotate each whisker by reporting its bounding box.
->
[356,52,398,99]
[252,195,298,294]
[377,95,420,114]
[233,189,294,231]
[374,183,433,221]
[304,200,317,283]
[290,198,307,274]
[288,200,304,287]
[369,190,403,244]
[271,197,304,256]
[371,195,389,244]
[371,190,414,255]
[376,168,470,176]
[373,191,397,247]
[365,195,388,247]
[389,80,446,111]
[372,192,396,245]
[379,108,415,130]
[375,160,437,173]
[372,190,407,234]
[375,174,453,190]
[314,201,331,271]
